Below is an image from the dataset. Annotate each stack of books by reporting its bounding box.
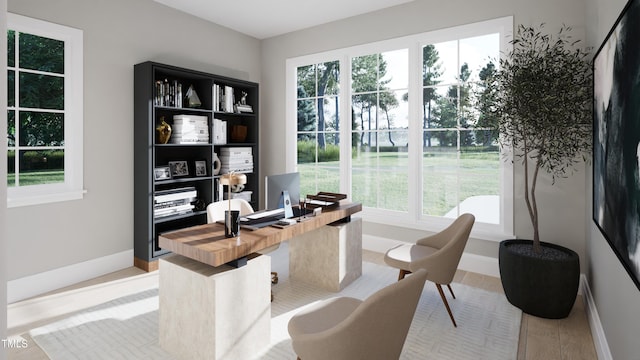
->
[154,187,197,218]
[236,103,253,113]
[219,147,253,174]
[171,115,209,144]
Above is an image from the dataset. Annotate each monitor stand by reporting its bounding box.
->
[278,190,294,219]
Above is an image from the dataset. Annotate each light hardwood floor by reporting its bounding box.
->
[8,250,597,360]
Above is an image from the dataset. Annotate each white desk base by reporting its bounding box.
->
[290,217,362,292]
[159,254,270,360]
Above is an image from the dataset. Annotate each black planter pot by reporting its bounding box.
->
[499,239,580,319]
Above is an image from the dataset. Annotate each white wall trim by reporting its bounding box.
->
[7,249,133,304]
[458,252,500,278]
[581,274,612,360]
[363,234,500,277]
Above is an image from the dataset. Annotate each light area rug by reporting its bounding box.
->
[30,261,521,360]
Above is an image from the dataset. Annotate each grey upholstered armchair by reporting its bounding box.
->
[384,213,475,327]
[287,269,428,360]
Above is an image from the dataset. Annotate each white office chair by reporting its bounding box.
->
[206,199,280,296]
[206,198,255,224]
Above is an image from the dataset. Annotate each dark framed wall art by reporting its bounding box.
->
[593,0,640,290]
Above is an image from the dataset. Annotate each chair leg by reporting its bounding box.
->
[398,269,411,281]
[447,284,455,299]
[436,284,457,327]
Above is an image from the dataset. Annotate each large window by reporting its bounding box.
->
[351,50,409,212]
[420,35,501,223]
[296,61,341,198]
[7,14,83,207]
[286,17,513,238]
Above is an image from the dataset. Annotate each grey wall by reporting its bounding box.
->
[585,0,640,358]
[2,0,8,356]
[6,0,640,357]
[260,0,589,268]
[6,0,261,280]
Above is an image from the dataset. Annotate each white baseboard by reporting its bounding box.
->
[458,252,500,278]
[362,234,403,253]
[7,249,133,304]
[363,234,499,278]
[581,274,612,360]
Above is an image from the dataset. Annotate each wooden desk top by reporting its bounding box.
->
[158,202,362,267]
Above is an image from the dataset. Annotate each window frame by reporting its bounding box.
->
[7,13,84,208]
[286,17,514,240]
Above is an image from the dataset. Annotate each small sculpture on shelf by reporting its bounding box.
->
[236,91,253,113]
[212,152,222,175]
[185,84,202,108]
[156,117,172,144]
[240,91,248,105]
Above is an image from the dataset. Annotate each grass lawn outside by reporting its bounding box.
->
[298,149,499,216]
[7,170,64,187]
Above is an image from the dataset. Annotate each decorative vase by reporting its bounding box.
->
[212,152,222,175]
[499,239,580,319]
[156,118,172,144]
[231,125,248,142]
[225,210,240,238]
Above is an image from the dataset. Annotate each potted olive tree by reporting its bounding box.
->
[478,24,592,318]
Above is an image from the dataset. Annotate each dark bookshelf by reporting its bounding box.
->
[134,61,259,271]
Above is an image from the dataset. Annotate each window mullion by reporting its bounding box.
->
[340,54,351,197]
[14,32,20,186]
[408,41,423,220]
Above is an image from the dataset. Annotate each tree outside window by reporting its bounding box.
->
[296,61,340,198]
[7,29,65,187]
[290,18,511,229]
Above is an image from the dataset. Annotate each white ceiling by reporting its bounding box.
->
[153,0,415,39]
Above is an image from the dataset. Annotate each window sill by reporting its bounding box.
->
[7,189,87,208]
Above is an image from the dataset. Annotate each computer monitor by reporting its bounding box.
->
[265,172,300,211]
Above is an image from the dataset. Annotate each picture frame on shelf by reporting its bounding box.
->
[154,166,172,181]
[169,161,189,177]
[195,160,207,176]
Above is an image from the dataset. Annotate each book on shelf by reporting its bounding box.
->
[224,191,252,202]
[173,115,208,127]
[219,157,253,167]
[172,115,209,143]
[213,84,237,113]
[220,147,252,156]
[154,204,195,218]
[155,79,182,108]
[154,187,197,203]
[155,186,196,195]
[169,135,209,144]
[219,167,253,174]
[154,187,198,218]
[236,104,253,113]
[224,86,234,113]
[219,147,253,173]
[213,118,227,145]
